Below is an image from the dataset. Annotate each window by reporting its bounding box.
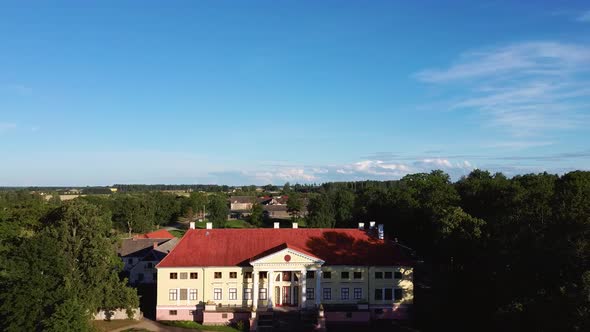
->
[190,272,198,279]
[306,288,315,300]
[128,258,133,264]
[341,288,350,300]
[375,272,383,279]
[394,271,402,279]
[353,272,362,279]
[137,273,144,281]
[169,310,177,316]
[222,313,228,319]
[306,271,315,279]
[244,272,252,279]
[214,272,222,279]
[146,262,153,268]
[384,272,393,279]
[244,288,252,300]
[394,289,403,302]
[341,272,349,279]
[190,289,197,300]
[259,271,267,279]
[375,289,383,300]
[169,289,178,301]
[214,288,222,300]
[229,288,237,300]
[323,288,331,300]
[259,288,267,300]
[384,288,393,300]
[170,272,178,279]
[230,272,237,279]
[354,288,362,300]
[180,272,188,279]
[282,271,292,281]
[323,272,331,279]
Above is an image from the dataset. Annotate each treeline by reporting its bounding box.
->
[302,170,589,331]
[82,191,232,234]
[114,184,231,192]
[0,192,138,331]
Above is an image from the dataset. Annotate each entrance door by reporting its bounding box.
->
[274,286,280,306]
[282,286,291,305]
[293,286,299,306]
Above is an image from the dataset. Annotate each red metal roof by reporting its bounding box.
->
[134,229,175,239]
[157,228,414,267]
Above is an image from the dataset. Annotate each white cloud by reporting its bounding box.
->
[576,10,590,22]
[414,41,590,136]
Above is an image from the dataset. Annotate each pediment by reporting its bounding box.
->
[250,244,324,266]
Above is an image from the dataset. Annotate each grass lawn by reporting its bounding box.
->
[225,219,254,228]
[92,320,139,332]
[169,229,186,237]
[161,321,241,332]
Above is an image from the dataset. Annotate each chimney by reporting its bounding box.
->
[292,222,298,229]
[206,222,213,229]
[369,221,376,228]
[378,224,384,240]
[358,222,365,230]
[153,242,158,249]
[189,222,195,229]
[274,222,280,229]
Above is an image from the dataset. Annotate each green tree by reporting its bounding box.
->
[250,202,264,227]
[331,188,355,227]
[0,200,138,331]
[286,192,304,221]
[207,195,229,228]
[306,194,335,228]
[112,195,155,236]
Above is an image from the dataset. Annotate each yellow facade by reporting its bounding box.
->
[156,247,413,309]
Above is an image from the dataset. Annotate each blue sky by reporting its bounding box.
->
[1,0,590,186]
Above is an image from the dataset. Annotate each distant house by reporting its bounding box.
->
[128,238,179,284]
[118,230,178,284]
[263,205,290,219]
[229,196,256,211]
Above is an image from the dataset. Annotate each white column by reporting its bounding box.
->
[315,269,322,306]
[300,269,307,308]
[252,269,259,311]
[268,271,274,308]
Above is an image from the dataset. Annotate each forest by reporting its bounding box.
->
[0,169,588,331]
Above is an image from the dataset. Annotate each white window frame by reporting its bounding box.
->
[189,289,197,301]
[214,288,222,300]
[244,288,252,300]
[341,288,349,300]
[354,288,362,300]
[229,288,238,300]
[169,289,178,301]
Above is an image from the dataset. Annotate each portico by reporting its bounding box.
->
[249,244,324,311]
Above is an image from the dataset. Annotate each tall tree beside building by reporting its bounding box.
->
[306,194,335,228]
[207,194,229,228]
[250,202,264,227]
[331,188,355,227]
[0,200,138,331]
[286,192,304,221]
